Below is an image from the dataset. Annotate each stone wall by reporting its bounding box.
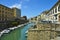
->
[27,23,60,40]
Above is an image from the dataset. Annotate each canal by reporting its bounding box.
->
[21,23,34,40]
[0,22,34,40]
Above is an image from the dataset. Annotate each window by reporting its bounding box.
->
[35,18,37,20]
[0,10,1,13]
[58,4,60,11]
[59,16,60,18]
[51,11,52,14]
[5,8,7,10]
[53,9,54,14]
[31,18,33,20]
[55,7,57,13]
[54,14,57,20]
[5,12,7,14]
[49,12,51,15]
[51,10,53,14]
[2,7,4,9]
[2,11,4,13]
[57,32,60,37]
[0,6,1,8]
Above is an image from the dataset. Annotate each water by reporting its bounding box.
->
[0,22,35,40]
[20,23,34,40]
[0,27,21,40]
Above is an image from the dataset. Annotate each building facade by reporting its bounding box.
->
[12,8,21,18]
[29,16,38,23]
[0,4,14,21]
[0,4,21,21]
[45,0,60,23]
[35,0,60,23]
[39,10,48,21]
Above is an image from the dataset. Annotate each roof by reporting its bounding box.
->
[48,0,60,13]
[40,10,49,15]
[0,4,11,9]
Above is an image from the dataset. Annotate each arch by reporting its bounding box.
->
[58,15,60,21]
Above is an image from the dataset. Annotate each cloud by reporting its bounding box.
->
[9,0,29,9]
[9,3,21,9]
[9,1,22,9]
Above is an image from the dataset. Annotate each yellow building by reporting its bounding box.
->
[0,4,21,21]
[0,4,13,21]
[12,7,21,18]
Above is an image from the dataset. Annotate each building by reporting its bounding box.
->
[45,0,60,23]
[29,10,49,23]
[37,10,48,21]
[0,4,14,21]
[0,4,21,21]
[0,4,21,30]
[27,0,60,40]
[35,0,60,23]
[22,16,27,20]
[37,15,41,21]
[12,7,21,18]
[29,16,38,23]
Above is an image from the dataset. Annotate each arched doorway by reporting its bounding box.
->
[59,15,60,21]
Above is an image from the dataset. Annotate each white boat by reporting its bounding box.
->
[2,29,10,34]
[0,32,3,37]
[8,27,15,30]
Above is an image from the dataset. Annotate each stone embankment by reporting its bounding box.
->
[27,23,60,40]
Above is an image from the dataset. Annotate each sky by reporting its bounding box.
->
[0,0,58,19]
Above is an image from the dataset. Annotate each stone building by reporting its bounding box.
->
[46,0,60,23]
[43,0,60,23]
[37,10,48,21]
[35,0,60,23]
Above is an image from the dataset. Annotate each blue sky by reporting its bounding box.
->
[0,0,58,18]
